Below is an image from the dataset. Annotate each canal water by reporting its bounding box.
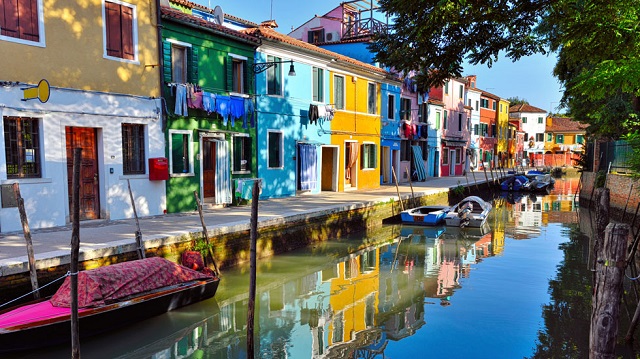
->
[14,176,608,358]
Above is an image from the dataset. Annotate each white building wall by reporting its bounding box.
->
[0,85,165,233]
[519,111,547,152]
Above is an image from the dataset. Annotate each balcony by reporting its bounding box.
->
[342,17,388,39]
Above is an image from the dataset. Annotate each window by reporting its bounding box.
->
[420,141,428,160]
[334,75,345,110]
[576,134,584,144]
[361,143,376,169]
[266,55,282,95]
[475,100,479,111]
[435,111,441,129]
[443,110,448,130]
[171,44,187,84]
[556,134,564,144]
[442,149,449,165]
[473,124,479,135]
[0,0,44,45]
[480,99,488,108]
[312,67,324,102]
[387,94,395,119]
[4,116,41,178]
[232,58,245,93]
[458,113,462,131]
[267,131,283,168]
[468,99,471,107]
[307,28,325,43]
[232,134,251,173]
[169,130,192,175]
[492,101,496,110]
[456,148,462,164]
[459,85,463,98]
[444,81,448,94]
[536,133,544,142]
[367,83,377,114]
[482,123,488,136]
[491,124,496,137]
[122,124,145,175]
[400,140,411,161]
[522,117,527,123]
[538,117,543,124]
[104,0,137,61]
[500,104,503,112]
[547,133,552,141]
[401,98,411,120]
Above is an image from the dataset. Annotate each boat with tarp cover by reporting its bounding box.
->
[0,257,219,353]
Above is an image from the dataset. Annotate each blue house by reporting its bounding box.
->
[380,82,402,184]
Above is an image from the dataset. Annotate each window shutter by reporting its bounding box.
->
[319,28,325,42]
[312,67,318,102]
[187,47,198,83]
[0,0,19,38]
[18,0,39,41]
[307,30,314,43]
[162,41,172,83]
[105,2,122,58]
[225,55,233,92]
[244,58,253,94]
[121,5,134,60]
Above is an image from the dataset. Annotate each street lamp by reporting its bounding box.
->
[252,60,296,76]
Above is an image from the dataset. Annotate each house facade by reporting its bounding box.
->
[509,104,548,165]
[465,76,482,170]
[380,81,402,185]
[161,5,260,212]
[426,98,445,177]
[544,116,587,166]
[0,0,164,232]
[437,78,470,176]
[478,91,499,168]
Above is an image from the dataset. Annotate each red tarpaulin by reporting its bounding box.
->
[51,257,213,308]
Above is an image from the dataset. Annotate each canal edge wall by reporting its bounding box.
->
[579,171,640,221]
[0,180,497,301]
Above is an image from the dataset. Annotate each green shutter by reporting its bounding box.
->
[162,41,172,83]
[244,57,253,94]
[187,47,198,84]
[225,56,233,92]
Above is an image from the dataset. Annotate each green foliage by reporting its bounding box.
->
[192,237,212,259]
[506,97,529,106]
[595,171,607,188]
[452,181,465,196]
[623,131,640,176]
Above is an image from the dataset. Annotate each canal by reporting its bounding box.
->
[12,175,616,358]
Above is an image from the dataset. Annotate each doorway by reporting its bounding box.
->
[321,146,338,191]
[345,141,358,189]
[65,127,100,220]
[202,138,217,201]
[381,146,390,184]
[449,149,456,176]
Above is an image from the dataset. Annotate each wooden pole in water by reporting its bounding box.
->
[13,183,39,299]
[590,223,630,359]
[464,168,471,194]
[391,166,405,211]
[471,168,479,191]
[482,166,490,186]
[70,148,81,359]
[405,168,417,207]
[193,191,220,276]
[247,180,260,359]
[622,183,634,222]
[127,179,145,259]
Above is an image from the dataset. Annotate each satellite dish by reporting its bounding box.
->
[213,5,224,25]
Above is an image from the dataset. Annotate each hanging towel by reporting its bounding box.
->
[215,95,230,125]
[229,96,245,127]
[317,104,326,119]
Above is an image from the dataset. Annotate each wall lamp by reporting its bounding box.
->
[252,60,296,76]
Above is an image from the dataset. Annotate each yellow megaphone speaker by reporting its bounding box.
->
[22,79,50,103]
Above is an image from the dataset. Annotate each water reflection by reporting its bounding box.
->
[13,175,589,358]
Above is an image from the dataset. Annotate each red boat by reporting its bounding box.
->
[0,257,219,353]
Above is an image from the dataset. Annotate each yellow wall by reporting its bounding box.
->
[0,0,160,97]
[497,99,510,153]
[329,71,381,192]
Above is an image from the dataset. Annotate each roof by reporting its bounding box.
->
[479,89,500,100]
[428,98,445,106]
[547,117,588,132]
[509,103,547,113]
[169,0,260,27]
[240,26,388,75]
[161,7,260,44]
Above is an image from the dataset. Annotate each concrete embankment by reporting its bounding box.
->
[579,171,640,221]
[0,174,501,302]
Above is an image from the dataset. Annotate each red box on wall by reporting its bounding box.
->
[148,157,169,181]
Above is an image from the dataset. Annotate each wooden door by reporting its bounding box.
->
[203,138,216,198]
[66,127,100,220]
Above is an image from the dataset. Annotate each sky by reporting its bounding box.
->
[195,1,565,113]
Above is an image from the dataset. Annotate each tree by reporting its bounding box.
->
[506,97,529,106]
[370,0,550,90]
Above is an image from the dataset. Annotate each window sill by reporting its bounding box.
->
[229,92,251,99]
[2,177,53,185]
[232,170,251,175]
[170,173,195,178]
[119,174,148,180]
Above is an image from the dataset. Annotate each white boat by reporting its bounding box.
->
[400,205,450,226]
[444,196,492,228]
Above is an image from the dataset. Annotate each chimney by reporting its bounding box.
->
[260,20,278,28]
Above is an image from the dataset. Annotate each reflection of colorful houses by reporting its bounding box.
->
[497,98,510,167]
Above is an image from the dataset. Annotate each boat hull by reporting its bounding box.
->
[0,277,219,353]
[400,206,449,226]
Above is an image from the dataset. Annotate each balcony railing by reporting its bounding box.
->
[343,17,388,39]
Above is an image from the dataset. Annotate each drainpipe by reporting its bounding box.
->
[155,0,166,131]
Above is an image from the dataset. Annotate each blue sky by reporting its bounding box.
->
[196,1,564,112]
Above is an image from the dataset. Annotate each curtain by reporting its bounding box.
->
[298,144,318,191]
[346,142,359,180]
[215,140,232,204]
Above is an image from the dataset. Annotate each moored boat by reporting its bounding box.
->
[400,205,450,226]
[500,175,530,191]
[0,257,219,354]
[444,196,492,228]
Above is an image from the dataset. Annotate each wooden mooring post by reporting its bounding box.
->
[193,191,220,276]
[127,179,145,259]
[246,180,260,359]
[405,168,417,208]
[590,223,631,359]
[70,148,81,359]
[391,166,405,211]
[13,183,39,299]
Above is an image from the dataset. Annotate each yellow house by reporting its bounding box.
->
[329,65,385,192]
[496,98,510,167]
[544,116,588,154]
[0,0,165,232]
